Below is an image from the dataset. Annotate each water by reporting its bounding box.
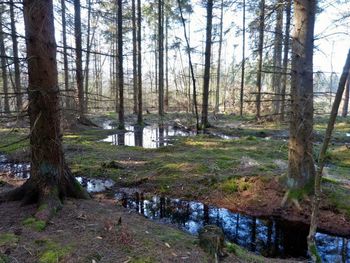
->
[76,176,115,193]
[116,191,349,262]
[0,154,30,179]
[102,124,196,148]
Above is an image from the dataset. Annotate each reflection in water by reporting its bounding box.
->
[117,192,350,262]
[0,154,30,179]
[76,177,115,192]
[103,124,195,148]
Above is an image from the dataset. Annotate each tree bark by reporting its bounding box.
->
[288,0,316,189]
[256,0,265,119]
[272,0,284,116]
[84,0,92,112]
[0,6,9,114]
[215,0,224,114]
[132,0,138,114]
[308,49,350,262]
[240,0,246,117]
[201,0,213,129]
[9,0,22,112]
[1,0,89,219]
[158,0,164,117]
[341,74,349,117]
[74,0,85,117]
[137,0,143,125]
[165,15,169,111]
[280,0,291,121]
[60,0,70,109]
[117,0,124,128]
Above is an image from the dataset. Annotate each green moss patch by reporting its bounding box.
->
[22,217,46,231]
[0,233,19,247]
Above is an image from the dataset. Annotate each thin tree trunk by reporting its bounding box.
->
[132,0,138,114]
[0,6,9,114]
[280,0,291,121]
[9,0,22,112]
[215,0,224,114]
[272,0,284,116]
[165,15,169,111]
[288,0,316,189]
[158,0,164,116]
[74,0,85,117]
[342,74,349,117]
[84,0,92,113]
[117,0,124,128]
[61,0,70,109]
[137,0,143,125]
[307,49,350,262]
[1,0,89,218]
[201,0,213,129]
[177,0,199,130]
[256,0,265,119]
[240,0,246,117]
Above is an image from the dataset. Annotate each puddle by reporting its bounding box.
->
[0,154,30,179]
[76,177,115,193]
[102,124,196,148]
[116,191,349,262]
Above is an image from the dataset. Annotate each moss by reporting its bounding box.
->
[0,254,9,263]
[22,217,46,231]
[219,178,250,194]
[0,233,19,247]
[130,257,154,263]
[226,242,267,263]
[309,243,322,263]
[36,239,72,263]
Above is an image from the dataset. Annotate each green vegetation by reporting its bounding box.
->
[0,233,19,247]
[35,239,72,263]
[226,242,269,263]
[22,217,46,231]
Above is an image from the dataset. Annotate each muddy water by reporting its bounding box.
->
[116,192,349,262]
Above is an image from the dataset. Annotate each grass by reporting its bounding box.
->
[0,233,19,247]
[22,217,46,231]
[35,239,72,263]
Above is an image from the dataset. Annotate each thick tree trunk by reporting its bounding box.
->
[137,0,143,125]
[308,49,350,262]
[280,0,291,121]
[256,0,265,119]
[201,0,213,129]
[158,0,164,117]
[288,0,316,189]
[240,0,246,117]
[117,0,124,128]
[342,74,349,117]
[272,0,284,116]
[215,0,224,114]
[9,0,22,112]
[132,0,138,114]
[0,7,10,114]
[61,0,70,109]
[74,0,85,117]
[1,0,89,219]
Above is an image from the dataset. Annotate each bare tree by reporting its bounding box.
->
[288,0,316,189]
[0,5,9,114]
[215,0,224,114]
[240,0,246,117]
[117,0,124,128]
[342,73,349,117]
[1,0,89,219]
[137,0,143,125]
[132,0,138,114]
[201,0,213,129]
[158,0,164,117]
[60,0,70,109]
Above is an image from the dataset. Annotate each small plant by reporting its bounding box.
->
[22,217,46,231]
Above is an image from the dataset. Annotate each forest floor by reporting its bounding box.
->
[0,112,350,262]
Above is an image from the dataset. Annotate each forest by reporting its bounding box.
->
[0,0,349,262]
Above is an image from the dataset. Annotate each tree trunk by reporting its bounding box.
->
[158,0,164,117]
[84,0,92,113]
[117,0,124,128]
[272,0,284,116]
[1,0,89,219]
[0,7,10,114]
[215,0,224,114]
[307,49,350,262]
[288,0,316,189]
[177,0,199,130]
[132,0,138,114]
[60,0,70,109]
[280,0,291,121]
[165,15,169,111]
[341,74,349,117]
[74,0,85,117]
[201,0,213,129]
[256,0,265,119]
[137,0,143,125]
[9,0,22,112]
[240,0,246,117]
